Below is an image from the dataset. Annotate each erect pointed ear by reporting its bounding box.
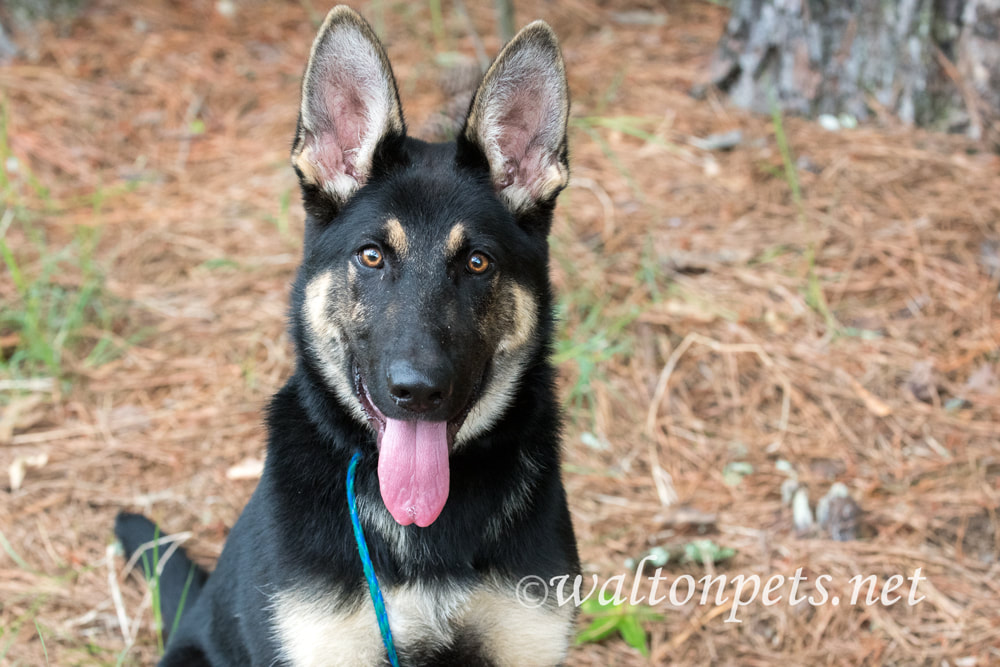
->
[291,6,405,206]
[461,21,569,214]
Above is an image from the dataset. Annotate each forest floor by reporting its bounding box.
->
[1,0,999,665]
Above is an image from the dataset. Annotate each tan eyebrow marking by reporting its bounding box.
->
[384,217,408,256]
[445,222,466,257]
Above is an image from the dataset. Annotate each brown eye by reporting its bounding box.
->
[359,246,384,269]
[467,252,491,275]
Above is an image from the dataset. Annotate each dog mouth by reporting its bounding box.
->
[352,364,482,528]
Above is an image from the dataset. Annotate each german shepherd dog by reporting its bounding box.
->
[115,6,579,665]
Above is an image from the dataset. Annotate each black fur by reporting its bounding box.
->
[115,7,578,666]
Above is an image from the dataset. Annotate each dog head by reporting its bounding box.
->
[289,6,568,527]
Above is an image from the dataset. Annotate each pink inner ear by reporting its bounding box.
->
[310,86,368,184]
[496,82,560,195]
[517,143,558,199]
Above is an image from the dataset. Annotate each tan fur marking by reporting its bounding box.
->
[445,222,466,257]
[272,591,382,667]
[497,283,537,353]
[457,282,538,444]
[304,271,337,340]
[302,271,368,426]
[272,581,571,667]
[463,586,574,666]
[384,218,408,257]
[497,163,569,214]
[291,144,323,188]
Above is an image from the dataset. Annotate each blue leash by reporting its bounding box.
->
[347,451,401,667]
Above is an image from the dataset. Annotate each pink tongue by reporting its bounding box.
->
[377,419,450,527]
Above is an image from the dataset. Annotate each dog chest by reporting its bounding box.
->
[271,581,572,666]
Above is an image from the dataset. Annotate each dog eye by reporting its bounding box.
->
[466,252,492,275]
[358,246,384,269]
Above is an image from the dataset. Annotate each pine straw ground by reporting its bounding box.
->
[1,1,999,665]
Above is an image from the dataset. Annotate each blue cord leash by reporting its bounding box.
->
[347,451,401,667]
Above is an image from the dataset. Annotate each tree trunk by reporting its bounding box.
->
[708,0,1000,148]
[495,0,516,44]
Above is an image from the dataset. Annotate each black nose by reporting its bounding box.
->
[387,360,452,414]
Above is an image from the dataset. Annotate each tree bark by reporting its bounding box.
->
[954,0,1000,142]
[708,0,1000,148]
[495,0,516,44]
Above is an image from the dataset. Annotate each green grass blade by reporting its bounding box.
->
[768,92,837,330]
[0,225,26,294]
[617,614,650,656]
[575,615,621,644]
[169,563,199,640]
[0,527,32,571]
[34,619,50,665]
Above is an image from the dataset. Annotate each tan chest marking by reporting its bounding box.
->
[463,586,574,666]
[272,581,572,666]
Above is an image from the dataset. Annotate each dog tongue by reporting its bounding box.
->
[377,419,449,527]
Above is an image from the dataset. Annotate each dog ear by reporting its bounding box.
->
[461,21,569,214]
[291,6,405,206]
